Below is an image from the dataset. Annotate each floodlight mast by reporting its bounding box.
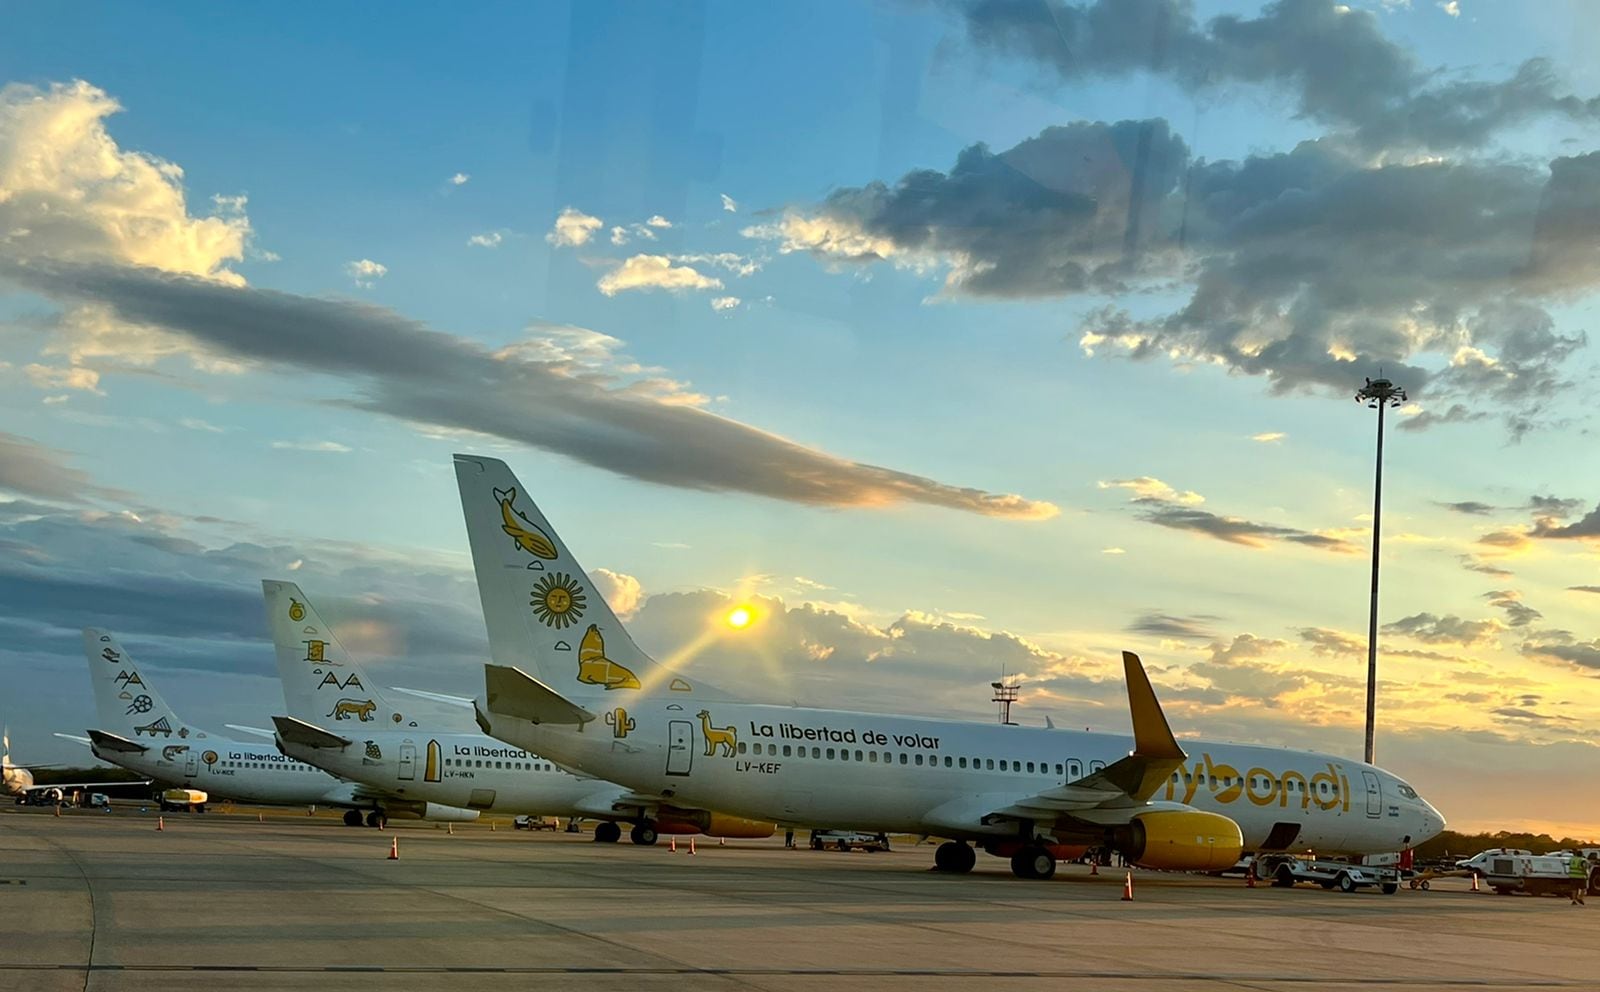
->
[1354,376,1406,765]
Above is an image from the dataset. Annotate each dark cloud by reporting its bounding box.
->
[1523,638,1600,673]
[1204,633,1286,664]
[1483,590,1542,628]
[1492,706,1574,724]
[1125,611,1219,641]
[1438,500,1497,516]
[1569,586,1600,595]
[1299,626,1361,656]
[3,261,1055,521]
[1383,612,1502,646]
[1396,405,1489,434]
[0,432,126,503]
[1132,503,1356,553]
[1459,555,1514,579]
[951,0,1600,152]
[1532,502,1600,541]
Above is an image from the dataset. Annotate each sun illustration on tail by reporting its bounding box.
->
[494,487,558,560]
[531,572,587,628]
[577,624,640,690]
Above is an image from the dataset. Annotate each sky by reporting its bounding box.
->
[2,0,1599,837]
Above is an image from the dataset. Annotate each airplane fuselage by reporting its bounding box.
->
[92,735,358,807]
[483,698,1442,854]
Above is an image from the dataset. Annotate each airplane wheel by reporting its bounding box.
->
[594,821,622,843]
[1010,850,1037,879]
[1027,848,1057,880]
[343,809,363,827]
[934,841,960,872]
[365,810,384,828]
[954,843,976,874]
[630,822,658,846]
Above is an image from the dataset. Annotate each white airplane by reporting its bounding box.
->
[262,579,774,843]
[80,629,476,826]
[455,454,1446,880]
[3,727,145,803]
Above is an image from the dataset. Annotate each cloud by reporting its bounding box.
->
[950,0,1599,152]
[721,194,738,213]
[1437,1,1461,17]
[269,440,352,453]
[1299,627,1363,656]
[23,363,103,394]
[545,207,603,247]
[1125,611,1220,641]
[467,232,502,248]
[673,252,761,277]
[1523,638,1600,673]
[0,432,124,503]
[1484,590,1541,628]
[1569,586,1600,596]
[0,80,249,282]
[1440,500,1496,516]
[1101,546,1125,555]
[1383,612,1503,646]
[345,259,387,287]
[177,417,225,433]
[1532,502,1600,542]
[11,263,1056,519]
[1205,633,1289,665]
[710,296,740,312]
[1459,556,1513,578]
[449,172,470,186]
[597,254,724,296]
[1097,476,1203,505]
[590,568,643,619]
[645,215,671,229]
[1251,432,1285,443]
[1395,404,1490,433]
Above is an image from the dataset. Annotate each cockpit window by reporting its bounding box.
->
[1397,783,1418,800]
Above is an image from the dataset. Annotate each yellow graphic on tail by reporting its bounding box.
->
[494,487,558,560]
[698,710,736,757]
[576,625,640,691]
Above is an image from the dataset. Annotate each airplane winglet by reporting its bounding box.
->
[1122,651,1185,761]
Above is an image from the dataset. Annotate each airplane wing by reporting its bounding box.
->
[981,652,1188,828]
[26,734,153,791]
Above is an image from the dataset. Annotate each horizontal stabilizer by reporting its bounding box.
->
[484,665,596,726]
[225,724,277,740]
[87,729,147,754]
[390,686,475,709]
[271,715,352,750]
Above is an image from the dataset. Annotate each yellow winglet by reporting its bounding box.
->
[1122,651,1185,761]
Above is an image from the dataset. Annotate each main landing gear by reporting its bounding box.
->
[343,809,363,827]
[593,820,622,843]
[933,841,976,874]
[629,821,659,846]
[1009,846,1057,880]
[365,810,386,829]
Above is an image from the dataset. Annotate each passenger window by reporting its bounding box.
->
[943,756,952,767]
[782,745,791,757]
[914,754,924,766]
[899,753,908,765]
[869,751,878,763]
[958,757,967,769]
[826,748,835,760]
[812,747,821,759]
[986,759,994,770]
[855,750,863,761]
[1055,763,1063,776]
[1027,761,1035,773]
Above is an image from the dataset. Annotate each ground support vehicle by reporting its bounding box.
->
[1259,854,1399,894]
[513,815,559,831]
[809,830,891,852]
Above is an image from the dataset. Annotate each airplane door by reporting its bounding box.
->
[398,743,416,781]
[666,720,693,777]
[1362,771,1381,818]
[184,751,198,777]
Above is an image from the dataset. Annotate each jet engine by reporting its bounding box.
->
[1112,809,1243,871]
[387,801,481,822]
[656,806,776,838]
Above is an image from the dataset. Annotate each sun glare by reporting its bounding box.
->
[726,606,753,629]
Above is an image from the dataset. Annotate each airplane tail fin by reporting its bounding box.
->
[82,629,196,743]
[453,453,726,702]
[261,580,418,730]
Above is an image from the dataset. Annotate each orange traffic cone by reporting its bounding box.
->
[1089,860,1098,876]
[387,837,399,860]
[156,816,165,832]
[1471,873,1480,892]
[689,836,696,855]
[719,836,726,847]
[1121,870,1134,901]
[1246,862,1257,888]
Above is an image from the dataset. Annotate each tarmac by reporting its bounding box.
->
[1,804,1594,992]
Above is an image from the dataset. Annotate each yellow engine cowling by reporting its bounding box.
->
[1115,809,1243,871]
[657,806,776,838]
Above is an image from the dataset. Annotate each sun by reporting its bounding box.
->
[530,572,587,629]
[725,606,753,629]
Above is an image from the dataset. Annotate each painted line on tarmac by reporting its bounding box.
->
[0,966,1584,985]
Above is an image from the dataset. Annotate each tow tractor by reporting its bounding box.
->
[1258,854,1400,894]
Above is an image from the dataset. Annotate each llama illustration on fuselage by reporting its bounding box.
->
[698,711,736,757]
